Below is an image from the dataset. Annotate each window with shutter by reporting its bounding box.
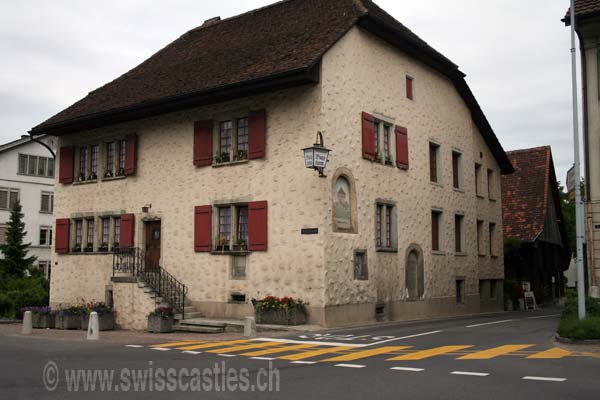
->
[59,146,74,184]
[361,112,375,160]
[194,120,213,167]
[119,214,135,248]
[55,218,70,254]
[395,126,408,169]
[248,201,268,251]
[124,133,137,176]
[194,205,212,252]
[248,110,266,159]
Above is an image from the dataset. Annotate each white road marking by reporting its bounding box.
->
[390,367,424,372]
[526,314,560,320]
[250,357,276,361]
[290,361,317,365]
[466,320,513,328]
[182,351,202,355]
[364,330,443,346]
[334,364,366,368]
[217,354,236,358]
[252,337,366,347]
[124,345,144,348]
[451,371,489,377]
[150,348,171,351]
[522,376,566,382]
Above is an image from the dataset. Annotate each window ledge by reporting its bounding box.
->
[210,250,250,256]
[489,198,497,202]
[432,250,446,256]
[476,194,485,199]
[73,179,98,186]
[453,187,465,193]
[455,252,467,257]
[62,252,112,256]
[39,211,53,214]
[491,255,499,259]
[376,247,398,253]
[478,253,487,258]
[102,175,126,182]
[212,159,248,168]
[430,181,443,188]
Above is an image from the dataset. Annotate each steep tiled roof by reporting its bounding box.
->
[501,146,555,242]
[29,0,512,173]
[563,0,600,24]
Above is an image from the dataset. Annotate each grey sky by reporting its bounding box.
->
[0,0,577,182]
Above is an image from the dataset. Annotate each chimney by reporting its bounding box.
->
[203,16,221,26]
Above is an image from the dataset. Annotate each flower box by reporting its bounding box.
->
[31,313,41,328]
[81,313,115,331]
[21,307,54,329]
[39,314,56,329]
[147,315,174,333]
[252,296,308,326]
[56,313,81,330]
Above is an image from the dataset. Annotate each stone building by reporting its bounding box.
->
[564,1,600,297]
[31,0,513,328]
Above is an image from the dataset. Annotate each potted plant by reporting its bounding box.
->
[81,300,115,331]
[147,306,174,333]
[78,173,86,182]
[233,239,247,251]
[236,150,248,160]
[88,172,98,181]
[116,167,125,176]
[385,155,393,165]
[98,243,109,252]
[252,296,308,325]
[84,243,94,253]
[112,242,120,251]
[103,169,113,178]
[216,235,230,251]
[72,244,82,253]
[56,305,83,329]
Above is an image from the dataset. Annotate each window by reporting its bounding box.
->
[406,75,414,100]
[371,119,393,164]
[90,145,99,177]
[429,143,440,183]
[86,219,95,250]
[119,140,126,171]
[406,247,424,300]
[39,226,52,246]
[383,125,391,161]
[231,256,247,279]
[39,261,51,281]
[452,151,463,189]
[237,118,249,154]
[74,220,83,251]
[489,223,497,256]
[354,250,368,280]
[487,168,495,199]
[237,206,248,245]
[101,218,110,246]
[215,117,250,163]
[456,279,465,303]
[219,121,233,160]
[78,147,88,178]
[431,210,442,251]
[40,192,53,213]
[477,220,485,256]
[375,202,396,250]
[218,206,232,249]
[215,204,252,251]
[475,163,482,196]
[374,121,380,159]
[18,154,54,178]
[0,188,19,210]
[106,142,116,176]
[0,225,7,245]
[114,217,121,246]
[454,214,464,253]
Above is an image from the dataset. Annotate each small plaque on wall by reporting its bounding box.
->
[301,228,319,235]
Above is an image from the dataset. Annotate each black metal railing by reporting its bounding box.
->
[112,247,187,319]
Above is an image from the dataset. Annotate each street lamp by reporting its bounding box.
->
[303,131,331,178]
[21,134,55,159]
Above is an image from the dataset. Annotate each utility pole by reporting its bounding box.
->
[569,0,586,320]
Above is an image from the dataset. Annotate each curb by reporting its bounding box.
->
[555,333,600,345]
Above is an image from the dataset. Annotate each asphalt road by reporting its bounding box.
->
[1,309,599,399]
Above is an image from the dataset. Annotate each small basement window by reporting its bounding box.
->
[375,304,385,321]
[230,293,246,303]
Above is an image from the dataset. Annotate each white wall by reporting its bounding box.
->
[0,136,56,275]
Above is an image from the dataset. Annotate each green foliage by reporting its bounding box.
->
[0,201,37,278]
[0,293,14,318]
[1,276,49,319]
[558,317,600,340]
[557,181,576,256]
[561,288,600,319]
[503,237,522,253]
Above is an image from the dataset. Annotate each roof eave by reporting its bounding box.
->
[30,66,320,137]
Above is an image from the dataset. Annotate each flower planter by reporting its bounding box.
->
[56,314,81,330]
[39,314,55,329]
[31,313,41,328]
[255,308,307,325]
[81,313,115,331]
[147,315,174,333]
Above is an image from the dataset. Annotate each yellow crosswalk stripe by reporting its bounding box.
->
[206,341,282,354]
[150,341,204,348]
[241,344,317,357]
[387,345,473,361]
[321,346,411,362]
[176,340,251,351]
[279,346,355,361]
[527,347,572,359]
[458,345,535,360]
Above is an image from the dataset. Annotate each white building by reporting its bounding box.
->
[0,135,56,278]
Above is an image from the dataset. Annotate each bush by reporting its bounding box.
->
[0,293,14,318]
[0,276,49,319]
[561,288,600,319]
[558,317,600,340]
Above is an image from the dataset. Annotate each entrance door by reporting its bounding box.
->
[145,221,161,271]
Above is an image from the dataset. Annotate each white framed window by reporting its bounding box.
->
[17,153,54,178]
[214,116,250,164]
[40,191,54,213]
[215,204,249,251]
[39,226,52,246]
[375,201,397,251]
[0,187,19,210]
[231,255,247,279]
[373,118,393,165]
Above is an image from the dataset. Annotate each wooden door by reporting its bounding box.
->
[145,221,161,271]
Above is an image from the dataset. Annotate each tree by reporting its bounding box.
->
[558,182,576,255]
[0,200,36,279]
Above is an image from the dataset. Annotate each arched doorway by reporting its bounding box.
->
[405,245,424,300]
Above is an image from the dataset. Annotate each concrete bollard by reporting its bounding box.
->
[244,316,256,338]
[22,311,32,335]
[87,311,99,340]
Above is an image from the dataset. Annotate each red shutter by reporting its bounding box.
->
[248,110,266,159]
[55,218,70,254]
[406,76,414,100]
[194,205,212,252]
[248,201,268,251]
[59,146,74,184]
[124,133,137,176]
[120,213,135,248]
[361,112,375,160]
[193,120,213,166]
[395,126,409,169]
